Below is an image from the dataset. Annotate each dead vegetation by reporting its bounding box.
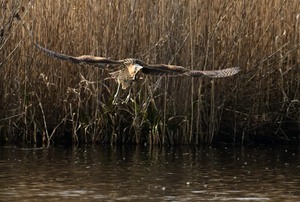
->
[0,0,299,145]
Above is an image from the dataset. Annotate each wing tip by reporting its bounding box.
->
[234,66,241,71]
[34,42,45,51]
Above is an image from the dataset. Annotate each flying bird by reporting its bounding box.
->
[35,43,240,104]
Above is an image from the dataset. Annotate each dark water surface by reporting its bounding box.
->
[0,145,299,201]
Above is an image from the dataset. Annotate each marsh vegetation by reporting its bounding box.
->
[0,0,299,145]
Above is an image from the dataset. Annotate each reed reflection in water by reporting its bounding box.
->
[0,145,299,201]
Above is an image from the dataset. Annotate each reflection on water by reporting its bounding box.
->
[0,145,299,201]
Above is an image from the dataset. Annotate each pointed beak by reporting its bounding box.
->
[133,64,143,79]
[134,64,143,72]
[128,64,143,80]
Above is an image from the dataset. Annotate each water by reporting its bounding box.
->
[0,145,299,201]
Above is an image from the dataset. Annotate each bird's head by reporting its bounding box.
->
[128,63,143,80]
[124,59,143,80]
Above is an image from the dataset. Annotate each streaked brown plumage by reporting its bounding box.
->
[35,43,240,104]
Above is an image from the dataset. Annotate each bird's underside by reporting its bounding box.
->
[35,43,240,104]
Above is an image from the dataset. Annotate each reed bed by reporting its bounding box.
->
[0,0,299,145]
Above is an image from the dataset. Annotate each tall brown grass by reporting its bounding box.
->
[0,0,299,145]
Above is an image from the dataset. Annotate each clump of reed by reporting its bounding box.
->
[0,0,299,145]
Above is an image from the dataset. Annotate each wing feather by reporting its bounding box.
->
[35,43,123,68]
[140,64,240,78]
[189,67,240,78]
[141,64,189,76]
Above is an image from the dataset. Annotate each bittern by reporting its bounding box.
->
[35,44,240,104]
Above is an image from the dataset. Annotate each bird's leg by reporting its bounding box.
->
[112,82,121,105]
[122,88,131,104]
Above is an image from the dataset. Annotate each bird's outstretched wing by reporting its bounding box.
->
[35,43,123,68]
[188,67,240,78]
[140,64,240,78]
[140,64,189,76]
